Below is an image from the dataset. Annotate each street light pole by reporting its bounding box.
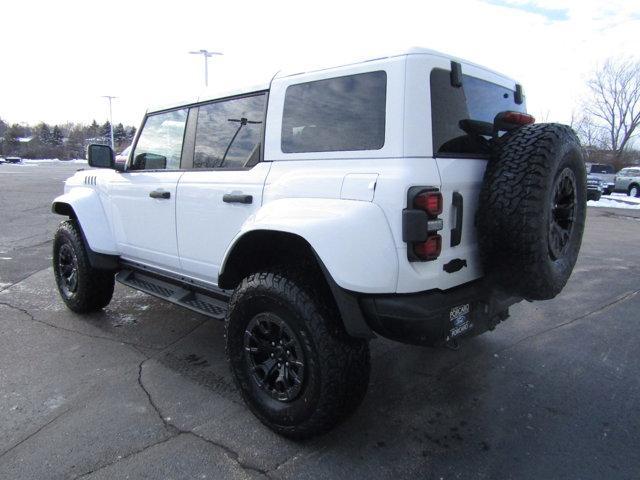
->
[188,50,223,87]
[101,95,117,149]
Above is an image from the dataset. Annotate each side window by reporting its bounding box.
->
[193,93,266,169]
[132,109,188,170]
[281,71,386,153]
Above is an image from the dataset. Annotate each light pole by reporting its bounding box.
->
[188,50,223,87]
[102,95,117,149]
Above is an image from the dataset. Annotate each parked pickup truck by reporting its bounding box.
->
[51,48,586,439]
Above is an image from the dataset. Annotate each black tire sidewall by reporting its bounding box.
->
[536,144,586,294]
[53,222,87,304]
[226,280,323,428]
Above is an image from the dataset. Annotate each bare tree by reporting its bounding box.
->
[583,58,640,168]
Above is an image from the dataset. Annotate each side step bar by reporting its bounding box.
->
[116,269,228,319]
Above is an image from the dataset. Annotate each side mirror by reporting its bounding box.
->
[87,144,116,169]
[133,152,167,170]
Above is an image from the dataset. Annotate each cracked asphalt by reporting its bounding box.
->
[1,162,639,479]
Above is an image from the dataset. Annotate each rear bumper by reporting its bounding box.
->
[359,280,522,346]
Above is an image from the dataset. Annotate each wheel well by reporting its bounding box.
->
[219,230,322,290]
[52,202,76,218]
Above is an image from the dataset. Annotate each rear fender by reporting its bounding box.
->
[223,198,398,294]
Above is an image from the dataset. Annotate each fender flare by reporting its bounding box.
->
[52,188,119,266]
[222,198,399,294]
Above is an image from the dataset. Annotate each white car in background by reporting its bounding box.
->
[114,146,131,166]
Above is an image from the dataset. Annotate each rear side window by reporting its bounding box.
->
[281,71,386,153]
[194,93,267,169]
[430,68,525,156]
[132,109,188,170]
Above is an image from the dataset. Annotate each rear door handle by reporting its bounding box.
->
[223,193,253,204]
[149,190,170,199]
[451,192,463,247]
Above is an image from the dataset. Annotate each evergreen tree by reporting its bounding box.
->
[100,121,112,139]
[126,126,137,142]
[87,120,99,139]
[36,122,52,145]
[51,126,64,147]
[113,123,127,147]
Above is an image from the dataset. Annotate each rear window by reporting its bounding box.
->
[430,68,524,156]
[590,164,615,174]
[281,71,386,153]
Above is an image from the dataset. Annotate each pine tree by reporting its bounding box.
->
[87,120,99,139]
[36,122,52,145]
[51,126,64,147]
[113,123,126,147]
[100,121,112,139]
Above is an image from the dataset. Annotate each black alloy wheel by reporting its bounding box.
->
[549,167,577,260]
[58,243,79,298]
[244,312,305,402]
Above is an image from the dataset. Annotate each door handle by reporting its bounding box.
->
[149,190,170,199]
[450,192,463,247]
[223,193,253,204]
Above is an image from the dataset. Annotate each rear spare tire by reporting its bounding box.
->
[477,123,586,300]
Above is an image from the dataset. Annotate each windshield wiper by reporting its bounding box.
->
[218,117,262,168]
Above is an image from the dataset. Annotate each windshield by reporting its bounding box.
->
[430,68,525,156]
[590,164,615,174]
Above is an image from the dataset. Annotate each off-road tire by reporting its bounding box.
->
[53,220,115,313]
[225,271,370,439]
[477,123,586,300]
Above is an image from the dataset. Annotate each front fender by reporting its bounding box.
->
[52,188,118,254]
[225,198,398,294]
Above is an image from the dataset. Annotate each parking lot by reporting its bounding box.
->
[0,161,639,479]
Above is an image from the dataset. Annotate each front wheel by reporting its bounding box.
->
[53,220,115,313]
[629,185,640,198]
[225,271,370,439]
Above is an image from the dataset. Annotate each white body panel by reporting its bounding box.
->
[176,163,272,284]
[226,198,398,293]
[108,171,184,270]
[54,49,524,295]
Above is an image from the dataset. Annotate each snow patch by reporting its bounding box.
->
[588,196,640,209]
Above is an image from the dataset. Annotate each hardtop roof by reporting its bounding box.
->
[147,48,517,114]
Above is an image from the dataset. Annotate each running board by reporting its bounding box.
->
[116,269,228,319]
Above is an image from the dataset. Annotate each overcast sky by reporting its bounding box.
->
[1,0,638,128]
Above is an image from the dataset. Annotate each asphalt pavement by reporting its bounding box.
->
[0,161,639,479]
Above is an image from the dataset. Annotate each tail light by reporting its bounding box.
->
[414,234,442,261]
[403,187,444,262]
[414,191,443,216]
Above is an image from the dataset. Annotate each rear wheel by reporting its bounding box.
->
[629,185,639,198]
[53,220,115,313]
[225,271,370,439]
[477,123,586,300]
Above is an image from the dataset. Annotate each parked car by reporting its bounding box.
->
[0,157,5,164]
[115,145,131,166]
[586,174,604,201]
[5,156,22,164]
[51,48,587,439]
[614,167,640,197]
[586,163,615,195]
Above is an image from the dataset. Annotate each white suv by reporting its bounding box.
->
[52,48,587,438]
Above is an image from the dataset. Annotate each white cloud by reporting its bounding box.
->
[0,0,637,126]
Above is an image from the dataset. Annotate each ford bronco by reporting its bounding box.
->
[51,48,586,438]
